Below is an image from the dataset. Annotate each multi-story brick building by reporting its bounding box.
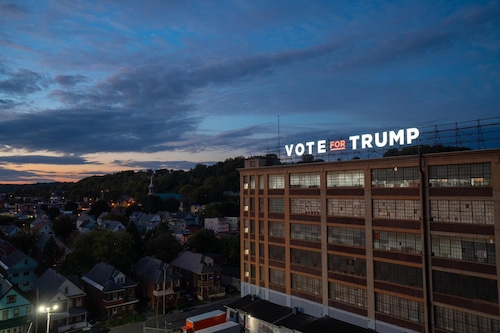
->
[239,148,500,333]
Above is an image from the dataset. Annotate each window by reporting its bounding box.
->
[327,254,366,276]
[250,175,256,189]
[250,264,256,279]
[374,261,423,287]
[329,282,367,308]
[259,266,265,281]
[259,243,265,258]
[375,293,424,323]
[259,220,265,234]
[435,306,500,333]
[431,235,496,263]
[327,170,364,187]
[290,249,321,268]
[268,245,285,261]
[13,308,19,318]
[373,199,420,220]
[268,174,285,189]
[291,224,321,241]
[7,294,16,304]
[269,222,285,237]
[259,175,265,189]
[373,230,421,254]
[2,310,8,320]
[243,175,248,189]
[328,226,365,247]
[433,271,498,303]
[269,198,285,213]
[290,198,321,215]
[250,242,256,256]
[327,198,365,217]
[372,167,419,188]
[430,199,494,224]
[290,172,320,188]
[429,162,491,187]
[244,219,249,233]
[269,268,286,286]
[291,273,321,295]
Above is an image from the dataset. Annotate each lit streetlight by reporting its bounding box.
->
[39,305,58,333]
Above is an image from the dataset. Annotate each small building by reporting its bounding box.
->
[170,251,225,301]
[0,274,33,333]
[81,262,139,317]
[32,268,88,333]
[130,256,183,313]
[0,249,38,292]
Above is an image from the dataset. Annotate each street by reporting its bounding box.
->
[110,295,241,333]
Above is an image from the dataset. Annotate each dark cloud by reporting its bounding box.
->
[0,68,52,95]
[54,75,90,87]
[0,155,91,165]
[0,2,27,17]
[0,166,55,183]
[112,159,201,171]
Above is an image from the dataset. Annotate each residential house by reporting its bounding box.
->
[0,249,38,292]
[0,224,20,238]
[204,218,230,233]
[172,211,197,227]
[0,274,33,333]
[81,262,139,317]
[34,235,69,268]
[76,213,96,233]
[135,213,161,233]
[130,256,183,313]
[31,221,53,236]
[101,220,126,232]
[32,268,88,333]
[170,251,225,301]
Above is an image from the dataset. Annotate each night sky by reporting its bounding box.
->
[1,1,499,183]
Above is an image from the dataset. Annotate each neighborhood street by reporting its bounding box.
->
[110,294,241,333]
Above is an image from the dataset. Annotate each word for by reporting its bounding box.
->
[284,128,420,157]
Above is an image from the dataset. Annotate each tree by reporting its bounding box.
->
[52,215,74,240]
[219,234,240,266]
[64,201,78,212]
[142,195,165,214]
[144,232,182,263]
[186,229,220,253]
[165,197,180,213]
[88,200,110,218]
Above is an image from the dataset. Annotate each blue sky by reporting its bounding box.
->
[1,0,499,183]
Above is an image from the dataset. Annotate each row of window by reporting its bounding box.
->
[244,163,491,189]
[435,306,500,333]
[329,282,367,308]
[433,271,498,303]
[431,235,496,263]
[1,305,31,321]
[375,293,424,323]
[263,198,494,224]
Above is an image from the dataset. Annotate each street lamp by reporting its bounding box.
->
[39,305,58,333]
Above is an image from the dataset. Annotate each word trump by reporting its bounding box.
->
[284,127,420,157]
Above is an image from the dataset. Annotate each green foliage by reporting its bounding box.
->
[186,229,220,253]
[144,230,182,263]
[219,234,240,266]
[88,200,110,218]
[62,229,139,274]
[52,214,75,240]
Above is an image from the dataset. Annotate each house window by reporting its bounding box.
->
[7,295,16,304]
[13,308,19,318]
[2,309,8,320]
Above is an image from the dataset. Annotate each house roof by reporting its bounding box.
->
[0,274,14,299]
[0,249,35,269]
[82,262,136,292]
[297,316,375,333]
[275,312,317,330]
[0,239,16,256]
[239,297,292,324]
[170,251,219,275]
[102,220,126,232]
[33,268,86,301]
[131,256,181,283]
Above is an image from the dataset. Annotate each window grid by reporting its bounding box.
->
[291,198,321,215]
[430,199,494,224]
[373,199,421,220]
[269,222,285,237]
[327,170,364,187]
[433,271,498,303]
[375,293,424,323]
[269,198,285,213]
[268,245,285,261]
[268,174,285,189]
[374,261,423,287]
[269,268,286,286]
[373,230,422,254]
[291,273,322,295]
[259,175,265,189]
[327,254,366,276]
[372,167,419,188]
[327,226,365,247]
[429,162,491,187]
[327,198,365,217]
[431,235,496,263]
[435,306,500,333]
[329,282,367,308]
[291,248,322,268]
[290,172,320,188]
[291,223,321,241]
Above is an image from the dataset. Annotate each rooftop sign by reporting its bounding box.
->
[285,127,420,157]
